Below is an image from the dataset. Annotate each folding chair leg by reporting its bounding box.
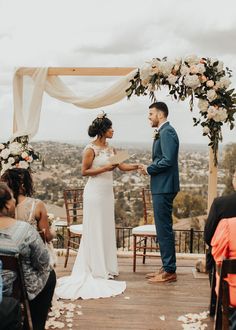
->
[133,235,137,272]
[210,265,217,317]
[64,235,71,268]
[214,291,222,330]
[143,237,147,264]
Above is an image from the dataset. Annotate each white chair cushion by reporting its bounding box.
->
[132,224,156,235]
[53,219,67,227]
[69,224,83,235]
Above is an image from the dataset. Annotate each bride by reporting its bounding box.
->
[56,113,139,299]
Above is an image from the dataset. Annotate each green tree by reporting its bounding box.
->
[222,143,236,195]
[173,191,207,219]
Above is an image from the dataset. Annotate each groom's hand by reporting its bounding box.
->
[138,164,148,175]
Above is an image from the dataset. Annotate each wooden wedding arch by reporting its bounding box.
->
[16,67,218,212]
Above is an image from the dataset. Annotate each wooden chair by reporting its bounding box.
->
[0,252,33,330]
[214,258,236,330]
[209,263,217,317]
[132,188,158,272]
[64,188,83,268]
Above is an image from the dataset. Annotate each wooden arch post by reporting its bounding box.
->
[207,148,218,213]
[16,66,218,213]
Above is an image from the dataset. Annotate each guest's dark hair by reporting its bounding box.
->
[1,168,34,202]
[149,102,169,117]
[0,182,12,212]
[88,113,112,138]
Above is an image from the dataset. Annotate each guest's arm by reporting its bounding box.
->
[35,201,54,243]
[211,219,229,264]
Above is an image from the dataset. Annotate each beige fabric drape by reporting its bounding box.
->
[12,67,138,140]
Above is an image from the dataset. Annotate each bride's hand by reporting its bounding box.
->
[103,164,118,172]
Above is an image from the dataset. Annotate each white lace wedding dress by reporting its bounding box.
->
[55,143,126,299]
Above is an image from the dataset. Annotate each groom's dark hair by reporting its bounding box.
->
[149,102,168,118]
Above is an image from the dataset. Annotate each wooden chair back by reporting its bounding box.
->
[0,252,33,330]
[64,188,84,226]
[142,188,154,224]
[215,258,236,330]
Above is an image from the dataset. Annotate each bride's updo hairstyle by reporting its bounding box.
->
[88,112,112,138]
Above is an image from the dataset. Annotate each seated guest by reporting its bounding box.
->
[211,217,236,329]
[204,170,236,274]
[0,182,56,330]
[1,168,54,242]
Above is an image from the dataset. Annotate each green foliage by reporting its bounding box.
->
[173,191,207,219]
[126,56,236,166]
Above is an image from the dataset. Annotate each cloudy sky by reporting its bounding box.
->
[0,0,236,146]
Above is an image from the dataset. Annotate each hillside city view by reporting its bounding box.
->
[31,140,235,232]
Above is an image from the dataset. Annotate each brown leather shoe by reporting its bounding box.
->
[148,271,177,283]
[145,267,164,279]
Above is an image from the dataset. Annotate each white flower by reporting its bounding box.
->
[207,106,228,122]
[0,162,12,175]
[9,142,22,156]
[214,107,228,122]
[203,126,210,134]
[200,75,207,83]
[207,106,217,119]
[219,76,231,89]
[206,80,214,88]
[167,74,178,85]
[0,144,5,150]
[198,99,209,113]
[0,148,10,160]
[151,59,161,74]
[184,74,200,90]
[184,55,200,66]
[196,63,206,74]
[217,61,224,72]
[18,160,29,169]
[207,89,217,102]
[151,58,160,67]
[190,64,205,75]
[140,64,152,83]
[8,157,15,165]
[174,57,182,66]
[189,65,198,74]
[159,61,174,77]
[21,151,28,159]
[180,64,190,76]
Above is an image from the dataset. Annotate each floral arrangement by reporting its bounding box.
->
[153,129,160,140]
[126,55,236,165]
[0,135,40,175]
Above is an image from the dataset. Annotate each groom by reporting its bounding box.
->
[140,102,180,283]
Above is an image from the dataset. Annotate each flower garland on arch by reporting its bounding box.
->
[126,55,236,165]
[0,135,40,175]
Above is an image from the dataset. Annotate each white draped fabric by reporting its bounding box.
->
[12,67,138,140]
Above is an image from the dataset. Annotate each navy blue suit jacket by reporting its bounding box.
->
[147,122,180,194]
